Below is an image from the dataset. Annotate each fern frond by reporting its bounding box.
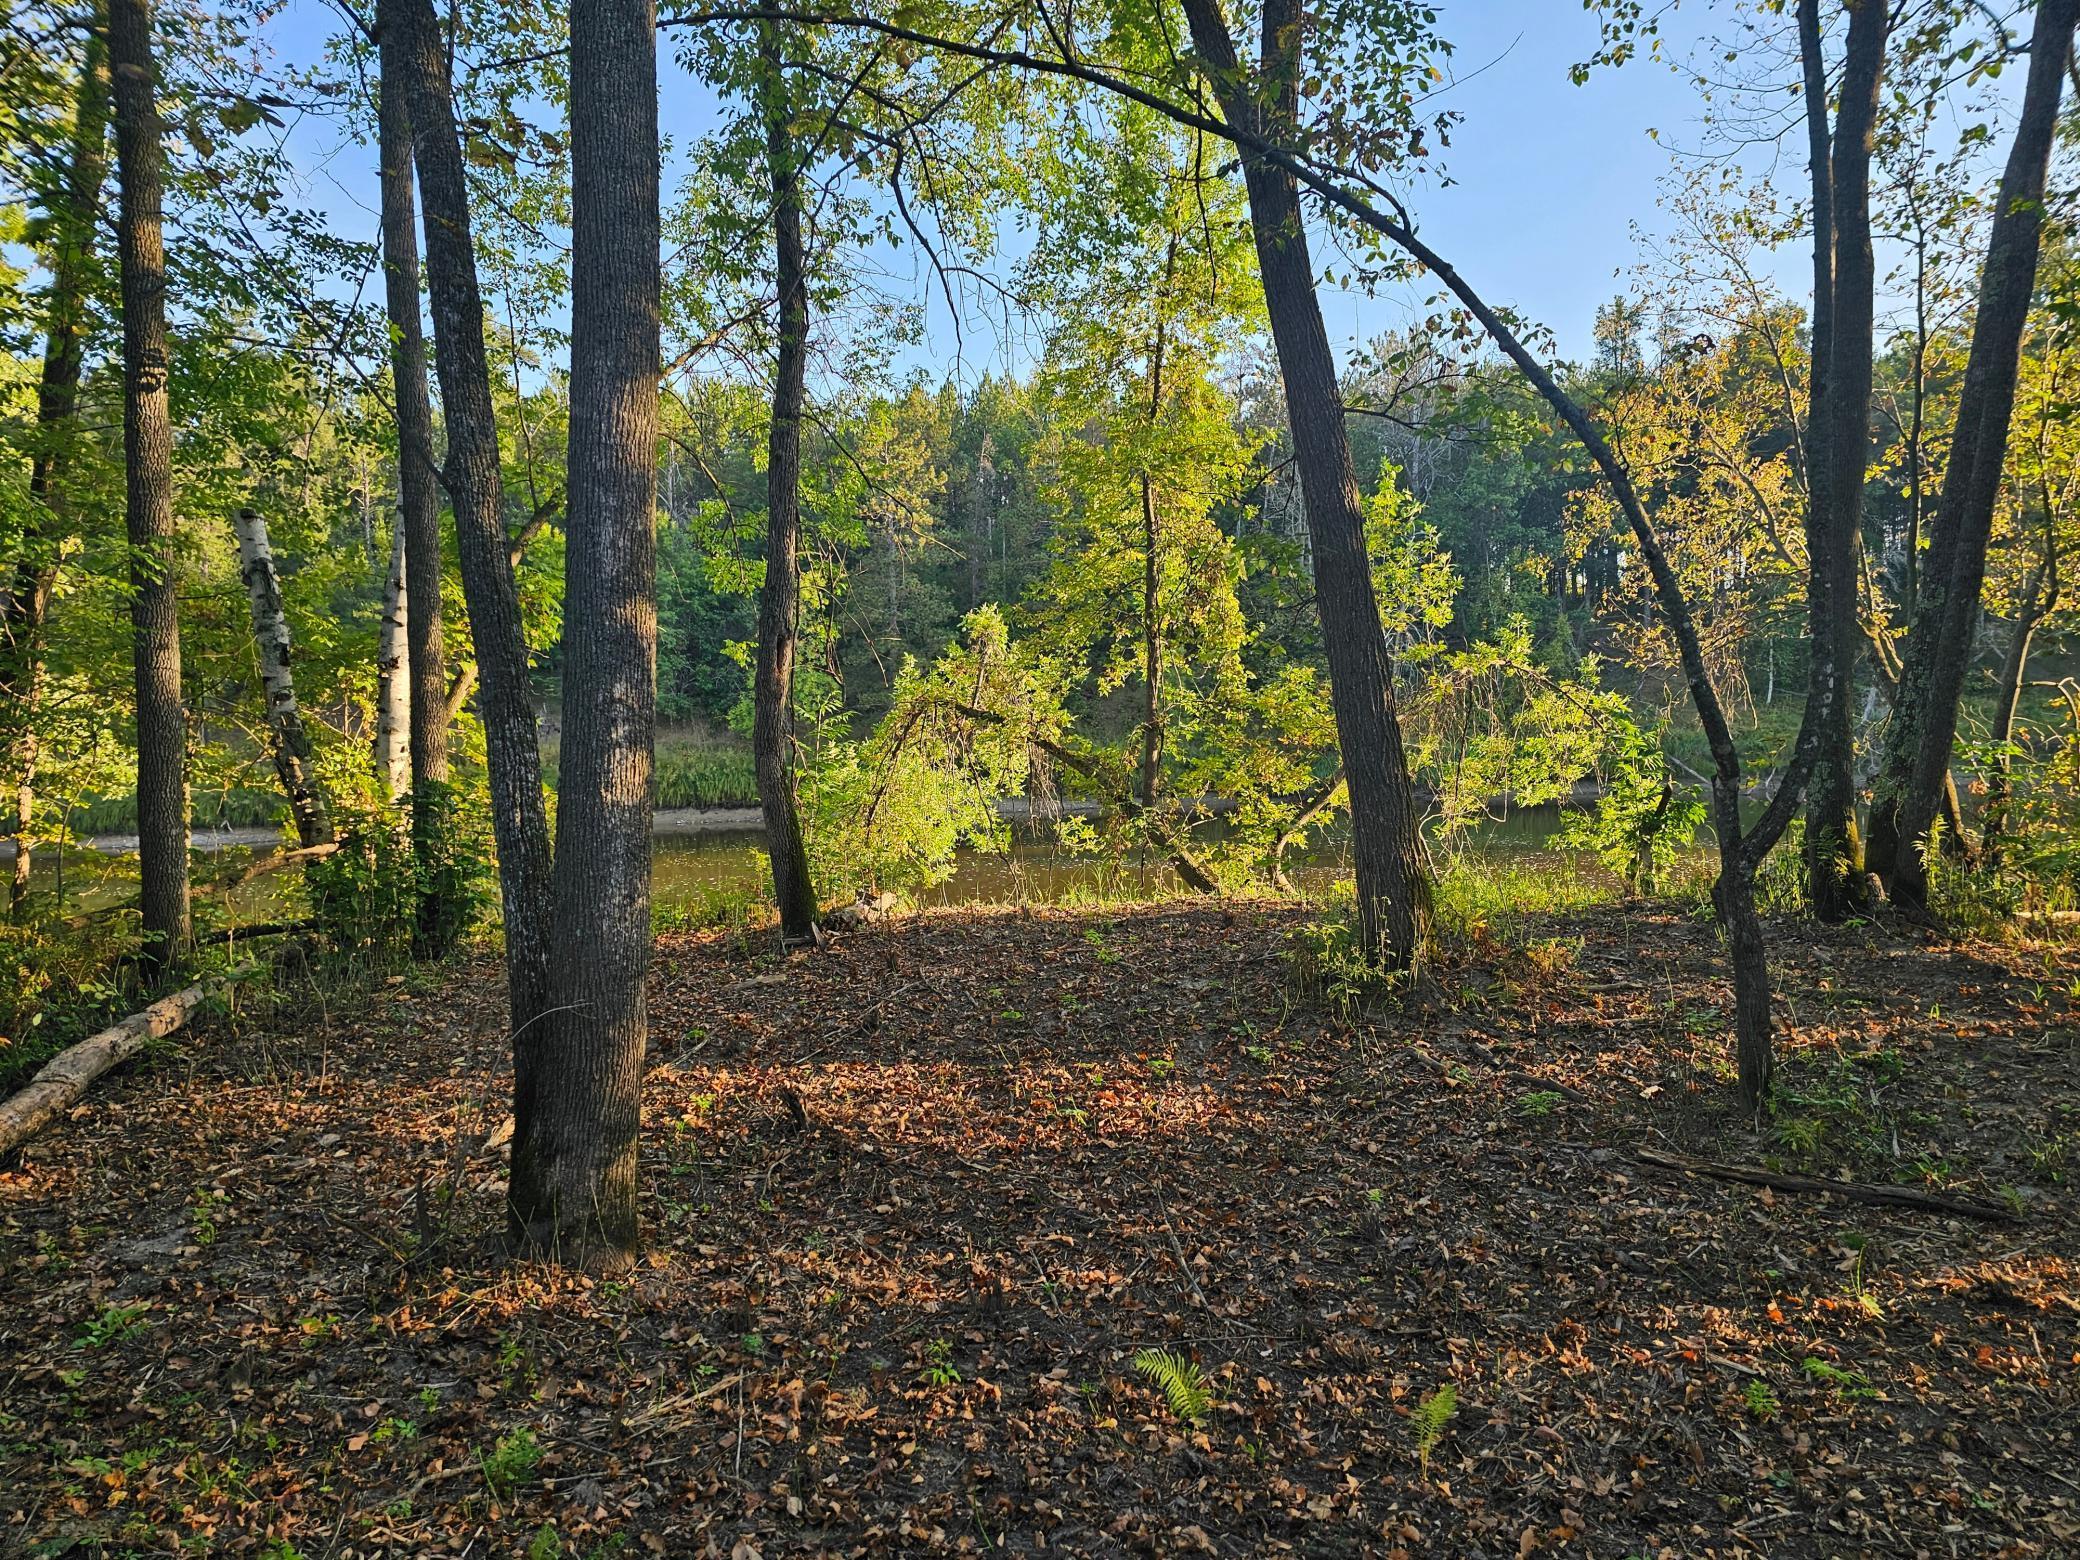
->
[1411,1382,1457,1474]
[1133,1347,1212,1425]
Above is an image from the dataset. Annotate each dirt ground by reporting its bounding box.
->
[2,900,2076,1557]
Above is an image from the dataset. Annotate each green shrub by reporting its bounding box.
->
[0,916,137,1096]
[305,785,492,964]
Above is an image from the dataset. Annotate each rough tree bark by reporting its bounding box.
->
[109,0,189,977]
[753,24,821,949]
[232,508,333,847]
[1799,0,1886,920]
[1178,0,1432,969]
[375,40,455,948]
[388,0,554,1024]
[508,0,660,1267]
[375,521,411,801]
[4,22,109,915]
[1865,0,2078,905]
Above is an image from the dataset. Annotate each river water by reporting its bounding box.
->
[32,807,1578,922]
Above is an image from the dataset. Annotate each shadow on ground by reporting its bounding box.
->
[2,901,2076,1556]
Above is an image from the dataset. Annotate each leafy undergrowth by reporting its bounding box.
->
[2,901,2077,1557]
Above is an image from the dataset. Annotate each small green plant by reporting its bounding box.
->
[478,1427,543,1500]
[1521,937,1579,980]
[1515,1090,1564,1118]
[1133,1347,1212,1426]
[1285,892,1390,1021]
[1410,1382,1457,1476]
[920,1337,962,1388]
[1840,1243,1884,1318]
[76,1303,150,1350]
[1742,1379,1779,1421]
[1801,1357,1876,1400]
[526,1524,564,1560]
[1083,927,1120,964]
[189,1188,227,1246]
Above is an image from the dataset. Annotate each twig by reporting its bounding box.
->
[1148,1176,1210,1311]
[1631,1148,2021,1222]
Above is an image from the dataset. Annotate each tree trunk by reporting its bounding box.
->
[965,453,988,611]
[1138,280,1172,816]
[375,520,411,802]
[1178,0,1431,969]
[233,508,333,847]
[109,0,189,977]
[1258,40,1824,1110]
[388,0,553,1023]
[1982,538,2056,867]
[509,0,660,1269]
[1139,472,1162,812]
[753,25,820,948]
[375,43,456,949]
[1866,0,2077,904]
[5,23,109,917]
[1800,0,1885,920]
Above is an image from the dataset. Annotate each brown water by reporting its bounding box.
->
[26,807,1574,922]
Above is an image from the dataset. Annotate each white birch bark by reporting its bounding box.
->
[376,521,411,801]
[233,506,331,845]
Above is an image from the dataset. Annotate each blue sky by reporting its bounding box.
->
[1318,1,1805,360]
[259,0,1826,377]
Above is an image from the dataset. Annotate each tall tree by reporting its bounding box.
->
[508,0,661,1266]
[4,21,108,915]
[387,0,554,1023]
[752,26,821,948]
[1865,0,2078,904]
[1798,0,1887,920]
[108,0,188,975]
[375,32,455,950]
[4,18,108,914]
[1177,0,1432,969]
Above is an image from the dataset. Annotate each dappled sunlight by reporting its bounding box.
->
[3,901,2077,1554]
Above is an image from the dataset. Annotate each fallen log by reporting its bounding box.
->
[193,919,318,947]
[1632,1148,2020,1223]
[0,968,249,1156]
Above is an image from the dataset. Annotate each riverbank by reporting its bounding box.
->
[2,899,2074,1555]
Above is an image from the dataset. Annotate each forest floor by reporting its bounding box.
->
[2,898,2077,1558]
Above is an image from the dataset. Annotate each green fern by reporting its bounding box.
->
[1410,1382,1457,1475]
[1133,1347,1212,1426]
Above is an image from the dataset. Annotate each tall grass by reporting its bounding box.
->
[655,746,758,808]
[64,786,289,836]
[542,728,759,810]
